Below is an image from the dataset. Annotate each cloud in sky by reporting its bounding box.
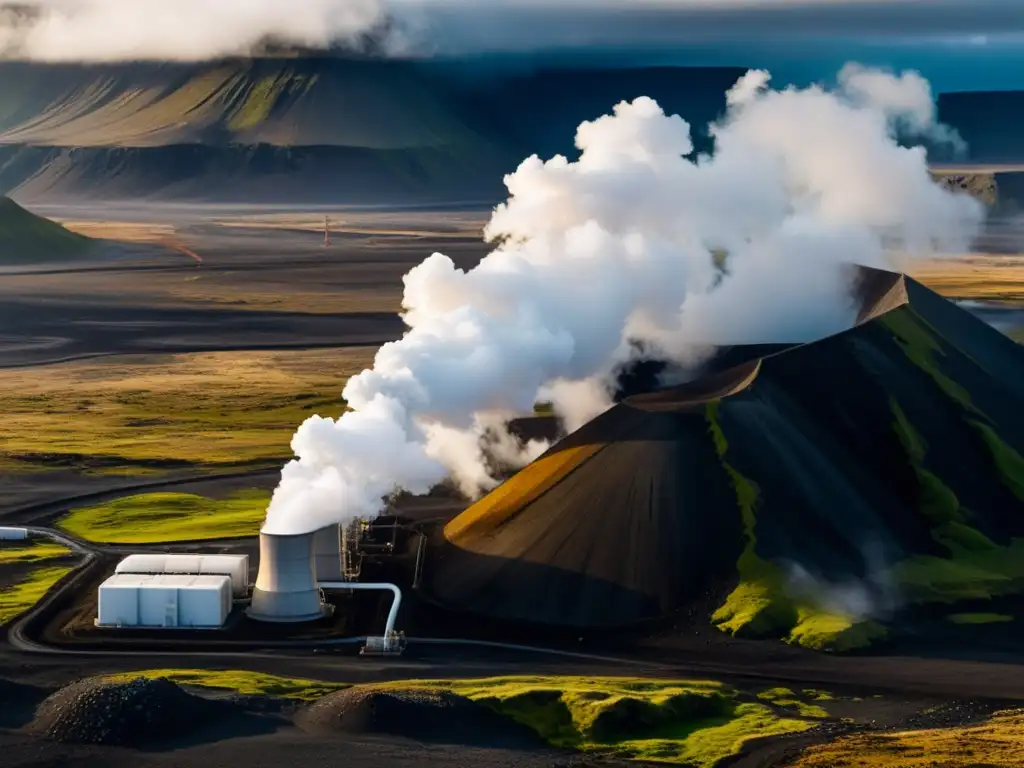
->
[0,0,1020,62]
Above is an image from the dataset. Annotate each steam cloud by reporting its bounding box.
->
[0,0,394,61]
[263,64,984,536]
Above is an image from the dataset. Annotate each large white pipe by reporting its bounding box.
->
[319,581,401,642]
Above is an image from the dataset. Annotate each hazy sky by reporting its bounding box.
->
[2,0,1022,90]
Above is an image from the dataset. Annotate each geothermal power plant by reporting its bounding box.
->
[67,266,1023,659]
[94,521,407,654]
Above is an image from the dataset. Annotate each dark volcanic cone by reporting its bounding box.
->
[427,267,1024,629]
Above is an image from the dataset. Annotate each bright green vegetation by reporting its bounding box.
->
[104,669,349,701]
[59,489,270,544]
[706,402,886,652]
[947,612,1014,625]
[0,540,71,564]
[377,676,817,766]
[0,566,73,625]
[0,196,92,264]
[0,348,370,474]
[786,608,888,654]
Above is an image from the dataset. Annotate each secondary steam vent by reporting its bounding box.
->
[247,531,328,623]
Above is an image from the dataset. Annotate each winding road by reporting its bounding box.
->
[5,477,1024,705]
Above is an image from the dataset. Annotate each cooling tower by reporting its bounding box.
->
[247,531,328,622]
[313,524,344,581]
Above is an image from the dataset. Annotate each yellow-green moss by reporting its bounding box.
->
[0,566,73,625]
[59,489,269,544]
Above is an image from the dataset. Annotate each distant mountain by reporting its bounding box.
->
[3,57,1014,207]
[0,59,745,205]
[0,196,93,264]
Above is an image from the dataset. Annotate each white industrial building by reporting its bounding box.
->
[97,573,232,628]
[114,553,249,597]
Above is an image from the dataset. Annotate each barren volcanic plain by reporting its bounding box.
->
[0,202,1022,768]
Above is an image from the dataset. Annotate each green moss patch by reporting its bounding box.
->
[59,489,270,544]
[376,676,816,766]
[0,566,73,625]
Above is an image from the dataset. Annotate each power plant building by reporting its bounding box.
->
[114,553,250,597]
[97,573,232,628]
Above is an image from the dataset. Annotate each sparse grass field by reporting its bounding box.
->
[908,255,1024,303]
[0,347,373,474]
[104,669,349,701]
[58,489,271,543]
[0,565,74,625]
[792,709,1024,767]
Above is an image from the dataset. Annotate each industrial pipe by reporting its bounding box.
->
[318,581,403,654]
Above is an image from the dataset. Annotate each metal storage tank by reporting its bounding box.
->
[313,524,344,581]
[0,527,28,540]
[114,553,249,597]
[97,573,231,628]
[247,531,328,622]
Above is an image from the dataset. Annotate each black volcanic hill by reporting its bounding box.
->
[0,196,93,264]
[427,268,1024,651]
[0,59,744,204]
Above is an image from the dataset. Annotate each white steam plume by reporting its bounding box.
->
[0,0,394,62]
[263,64,984,536]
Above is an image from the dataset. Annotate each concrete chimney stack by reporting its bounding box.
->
[247,531,329,622]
